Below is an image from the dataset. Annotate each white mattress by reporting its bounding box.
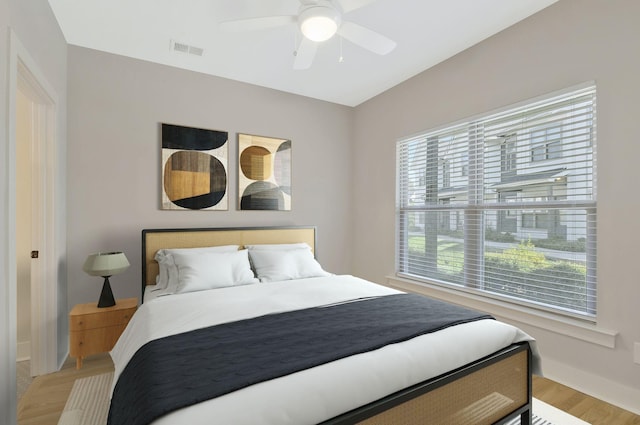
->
[113,275,539,425]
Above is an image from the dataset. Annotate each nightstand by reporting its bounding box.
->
[69,297,137,369]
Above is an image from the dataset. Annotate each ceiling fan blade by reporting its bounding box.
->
[293,37,318,70]
[338,21,396,55]
[219,15,296,32]
[336,0,378,13]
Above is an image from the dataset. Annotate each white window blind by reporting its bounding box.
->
[396,84,597,319]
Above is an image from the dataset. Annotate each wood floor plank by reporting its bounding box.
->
[533,375,640,425]
[18,354,114,425]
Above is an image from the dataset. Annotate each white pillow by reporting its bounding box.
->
[244,243,311,251]
[154,245,239,290]
[172,249,258,294]
[248,248,331,283]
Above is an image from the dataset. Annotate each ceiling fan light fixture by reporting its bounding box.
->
[299,5,341,42]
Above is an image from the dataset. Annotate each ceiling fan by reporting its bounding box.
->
[220,0,396,70]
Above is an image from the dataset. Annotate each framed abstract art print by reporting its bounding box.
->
[238,133,291,211]
[161,123,228,210]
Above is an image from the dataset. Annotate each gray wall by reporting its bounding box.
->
[352,0,640,413]
[66,46,354,309]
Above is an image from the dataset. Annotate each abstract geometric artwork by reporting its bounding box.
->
[161,123,228,210]
[238,133,291,211]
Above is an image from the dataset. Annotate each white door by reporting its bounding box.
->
[18,63,57,377]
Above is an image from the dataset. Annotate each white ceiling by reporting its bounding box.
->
[47,0,557,107]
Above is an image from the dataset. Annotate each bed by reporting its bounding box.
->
[108,226,540,425]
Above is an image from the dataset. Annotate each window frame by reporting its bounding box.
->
[396,83,597,320]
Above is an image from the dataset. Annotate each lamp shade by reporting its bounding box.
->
[83,252,130,277]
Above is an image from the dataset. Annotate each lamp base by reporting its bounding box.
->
[97,276,116,308]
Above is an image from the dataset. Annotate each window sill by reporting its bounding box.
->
[385,275,618,349]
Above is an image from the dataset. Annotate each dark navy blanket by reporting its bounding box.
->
[107,293,493,425]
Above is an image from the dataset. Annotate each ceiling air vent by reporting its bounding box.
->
[170,40,204,57]
[188,46,204,56]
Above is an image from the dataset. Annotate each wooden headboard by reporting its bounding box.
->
[141,226,317,297]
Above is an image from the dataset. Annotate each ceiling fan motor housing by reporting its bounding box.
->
[299,2,342,42]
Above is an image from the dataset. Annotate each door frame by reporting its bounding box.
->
[8,30,59,378]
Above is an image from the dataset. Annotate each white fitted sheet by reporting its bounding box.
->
[113,275,539,425]
[142,284,179,303]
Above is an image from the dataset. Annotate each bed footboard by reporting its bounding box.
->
[322,342,531,425]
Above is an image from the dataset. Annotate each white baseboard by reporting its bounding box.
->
[542,357,640,415]
[16,341,30,362]
[58,348,69,370]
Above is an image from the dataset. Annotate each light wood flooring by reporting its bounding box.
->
[17,354,113,425]
[533,376,640,425]
[17,354,640,425]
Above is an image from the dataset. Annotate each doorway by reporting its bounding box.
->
[8,31,59,383]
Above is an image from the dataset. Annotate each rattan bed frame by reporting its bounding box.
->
[140,226,532,425]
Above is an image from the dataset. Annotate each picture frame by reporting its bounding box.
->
[238,133,291,211]
[161,123,228,210]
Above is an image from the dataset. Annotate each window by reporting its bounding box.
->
[396,84,597,319]
[521,210,549,229]
[461,160,469,177]
[441,159,451,188]
[501,137,517,175]
[531,125,563,161]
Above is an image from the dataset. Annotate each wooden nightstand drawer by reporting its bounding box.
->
[70,324,129,356]
[69,297,137,369]
[70,308,135,330]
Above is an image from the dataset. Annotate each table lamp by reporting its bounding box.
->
[83,251,130,308]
